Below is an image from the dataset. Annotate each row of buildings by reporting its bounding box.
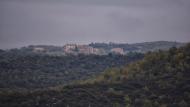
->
[32,44,125,55]
[63,44,105,55]
[64,44,125,55]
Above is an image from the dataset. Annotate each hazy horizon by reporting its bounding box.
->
[1,0,190,49]
[0,40,185,50]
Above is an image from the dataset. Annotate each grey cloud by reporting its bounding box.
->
[0,0,190,49]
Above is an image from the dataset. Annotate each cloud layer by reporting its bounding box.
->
[0,0,190,49]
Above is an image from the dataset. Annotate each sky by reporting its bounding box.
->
[0,0,190,49]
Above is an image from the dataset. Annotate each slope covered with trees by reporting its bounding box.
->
[0,43,189,107]
[0,51,143,89]
[81,43,190,106]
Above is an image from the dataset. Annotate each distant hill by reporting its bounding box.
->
[89,41,185,53]
[5,41,185,56]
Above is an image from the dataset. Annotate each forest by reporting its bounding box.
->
[0,50,143,89]
[0,43,190,107]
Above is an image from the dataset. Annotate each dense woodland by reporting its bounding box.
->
[0,43,190,107]
[0,51,143,89]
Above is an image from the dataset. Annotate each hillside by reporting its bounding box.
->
[0,43,189,107]
[0,51,143,89]
[89,41,184,53]
[82,43,190,106]
[9,41,184,56]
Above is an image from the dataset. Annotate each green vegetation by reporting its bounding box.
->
[0,43,189,107]
[0,51,143,89]
[81,43,190,106]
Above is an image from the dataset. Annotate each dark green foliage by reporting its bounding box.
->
[0,51,143,89]
[0,83,127,107]
[83,43,190,106]
[0,43,189,107]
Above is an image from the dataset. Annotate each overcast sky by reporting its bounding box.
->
[0,0,190,49]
